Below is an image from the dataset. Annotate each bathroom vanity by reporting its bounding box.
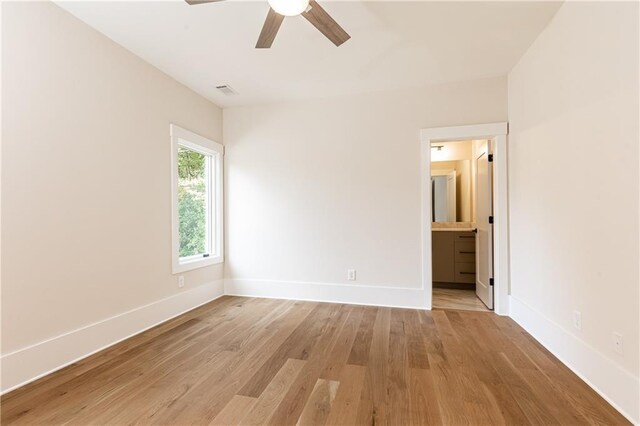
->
[432,229,476,287]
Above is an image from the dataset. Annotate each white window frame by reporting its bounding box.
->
[170,124,224,274]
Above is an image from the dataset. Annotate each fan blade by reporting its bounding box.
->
[185,0,224,5]
[256,8,285,49]
[302,0,350,46]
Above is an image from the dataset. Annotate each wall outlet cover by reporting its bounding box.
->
[572,310,581,331]
[613,333,624,355]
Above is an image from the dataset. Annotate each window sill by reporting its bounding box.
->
[172,255,223,274]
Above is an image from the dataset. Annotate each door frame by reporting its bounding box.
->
[420,122,510,315]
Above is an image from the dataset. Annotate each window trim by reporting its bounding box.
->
[170,124,224,274]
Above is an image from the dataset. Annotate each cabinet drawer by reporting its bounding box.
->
[432,231,455,282]
[454,242,476,262]
[454,232,476,242]
[455,262,476,283]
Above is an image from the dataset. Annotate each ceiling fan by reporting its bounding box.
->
[185,0,350,48]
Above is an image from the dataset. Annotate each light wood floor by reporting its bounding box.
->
[432,288,491,312]
[2,296,629,425]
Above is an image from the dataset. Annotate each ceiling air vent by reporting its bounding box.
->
[215,84,237,96]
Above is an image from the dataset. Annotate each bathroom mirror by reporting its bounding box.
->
[431,160,472,223]
[432,171,456,222]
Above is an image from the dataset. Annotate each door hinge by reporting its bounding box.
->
[489,278,494,286]
[488,154,494,162]
[489,215,494,224]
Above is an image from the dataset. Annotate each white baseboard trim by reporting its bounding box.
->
[225,278,427,309]
[1,280,224,395]
[509,296,639,424]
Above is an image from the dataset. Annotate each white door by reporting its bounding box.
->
[476,146,493,309]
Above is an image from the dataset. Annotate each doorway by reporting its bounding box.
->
[420,123,509,315]
[429,139,492,311]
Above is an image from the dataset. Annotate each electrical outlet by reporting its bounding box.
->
[178,276,185,288]
[613,333,624,355]
[572,310,582,331]
[347,269,357,281]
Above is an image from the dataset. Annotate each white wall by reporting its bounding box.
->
[1,2,224,391]
[508,1,639,422]
[223,78,506,306]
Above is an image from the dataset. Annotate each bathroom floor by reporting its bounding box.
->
[432,288,491,312]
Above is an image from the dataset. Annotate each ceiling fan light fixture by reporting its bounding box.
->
[267,0,310,17]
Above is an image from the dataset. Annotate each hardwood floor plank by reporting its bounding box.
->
[53,298,281,425]
[408,368,442,426]
[418,309,445,364]
[428,355,474,425]
[5,316,213,424]
[403,310,430,369]
[319,306,364,380]
[346,306,377,366]
[267,304,350,425]
[145,300,317,424]
[296,379,340,426]
[241,358,306,425]
[324,364,366,426]
[353,399,375,426]
[1,296,630,426]
[500,321,627,425]
[453,312,532,425]
[518,366,589,425]
[238,303,334,398]
[220,299,297,352]
[428,311,491,424]
[210,395,257,426]
[493,352,561,425]
[1,296,239,414]
[355,307,391,425]
[386,308,409,426]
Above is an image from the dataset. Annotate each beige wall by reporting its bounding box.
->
[1,1,223,355]
[430,140,482,223]
[430,140,472,163]
[224,78,506,290]
[508,0,638,420]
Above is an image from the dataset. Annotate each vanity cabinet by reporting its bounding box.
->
[432,231,476,285]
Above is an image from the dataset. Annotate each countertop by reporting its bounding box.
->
[432,228,475,232]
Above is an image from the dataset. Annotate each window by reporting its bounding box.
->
[171,124,223,273]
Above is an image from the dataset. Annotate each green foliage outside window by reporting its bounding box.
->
[178,147,208,257]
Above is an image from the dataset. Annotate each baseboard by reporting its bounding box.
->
[1,280,224,395]
[509,296,639,424]
[225,278,427,309]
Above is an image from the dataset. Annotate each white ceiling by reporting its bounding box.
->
[56,1,562,107]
